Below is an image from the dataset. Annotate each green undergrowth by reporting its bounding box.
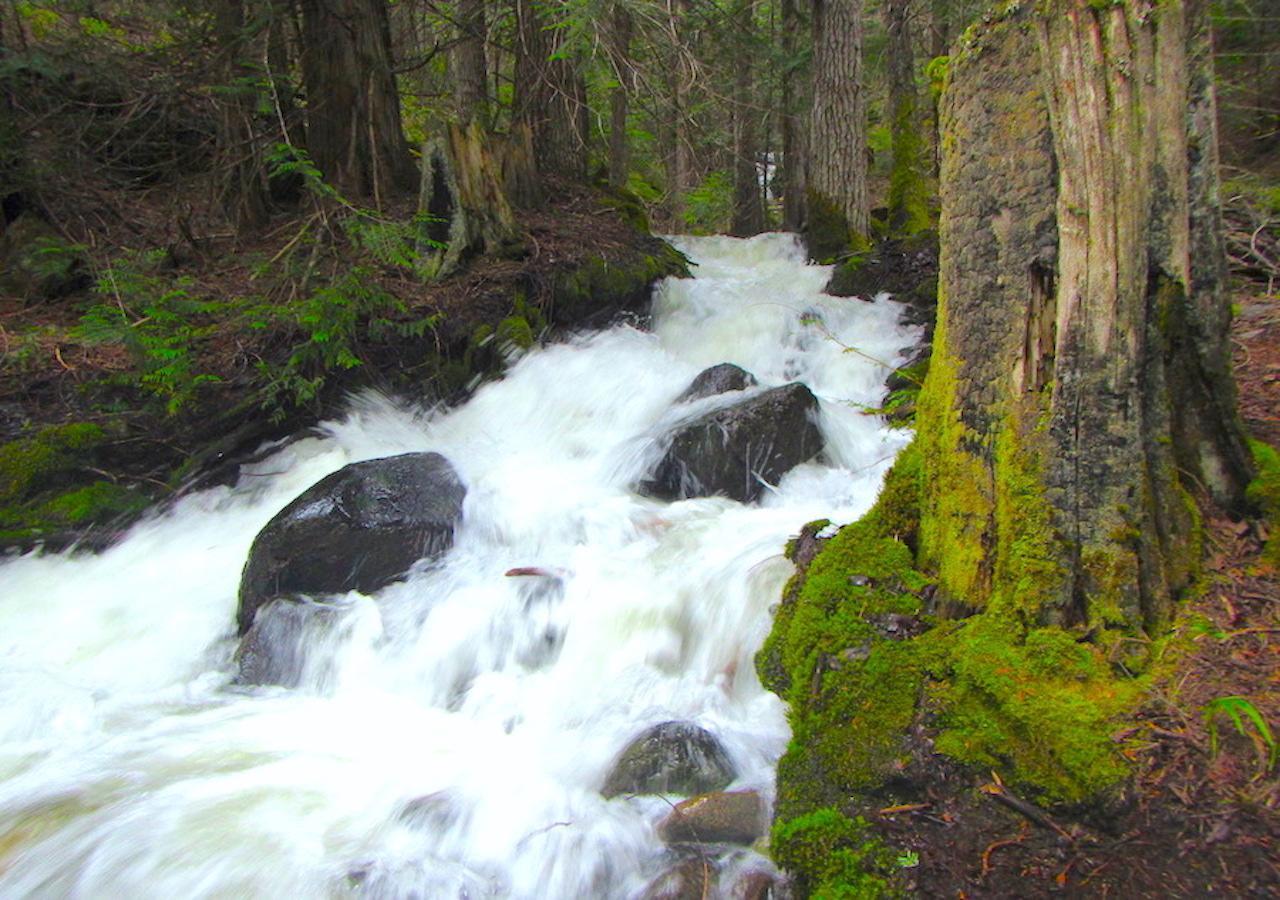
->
[760,438,1147,893]
[1246,439,1280,568]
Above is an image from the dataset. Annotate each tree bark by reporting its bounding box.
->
[606,3,632,188]
[514,0,586,182]
[453,0,489,127]
[919,0,1253,635]
[214,0,270,229]
[662,0,694,230]
[297,0,417,202]
[779,0,806,232]
[807,0,868,258]
[0,10,24,229]
[730,0,765,236]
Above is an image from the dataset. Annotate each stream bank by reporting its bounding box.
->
[1,182,686,551]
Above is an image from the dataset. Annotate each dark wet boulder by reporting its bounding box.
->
[237,452,466,634]
[602,722,736,798]
[640,384,823,503]
[675,363,758,403]
[640,856,719,900]
[657,790,765,846]
[235,596,348,688]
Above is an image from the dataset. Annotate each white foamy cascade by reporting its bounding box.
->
[0,233,916,898]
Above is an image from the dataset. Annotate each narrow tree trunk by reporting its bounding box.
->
[453,0,489,126]
[779,0,806,232]
[730,0,765,237]
[882,0,929,235]
[514,0,585,181]
[607,4,632,188]
[297,0,416,202]
[214,0,270,229]
[918,0,1253,635]
[0,11,25,229]
[663,0,694,230]
[807,0,868,259]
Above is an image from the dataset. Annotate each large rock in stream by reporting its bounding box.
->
[640,383,824,503]
[237,452,466,634]
[657,790,765,846]
[674,363,758,403]
[602,722,737,798]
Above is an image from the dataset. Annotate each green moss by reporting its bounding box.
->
[915,304,993,606]
[861,440,922,548]
[805,190,866,265]
[886,92,934,237]
[496,315,534,350]
[551,243,689,323]
[38,481,148,526]
[757,514,933,826]
[930,619,1140,804]
[0,423,106,504]
[771,808,898,899]
[596,184,651,233]
[988,414,1067,621]
[1247,439,1280,567]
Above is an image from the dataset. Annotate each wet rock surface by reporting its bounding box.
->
[601,722,737,798]
[237,452,465,634]
[675,363,759,403]
[639,383,823,503]
[657,790,765,846]
[235,596,350,688]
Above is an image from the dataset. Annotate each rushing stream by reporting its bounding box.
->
[0,234,915,898]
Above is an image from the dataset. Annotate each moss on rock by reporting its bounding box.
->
[1247,439,1280,568]
[771,807,898,899]
[549,242,689,325]
[0,423,150,544]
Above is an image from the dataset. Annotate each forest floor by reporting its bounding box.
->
[0,179,680,547]
[876,277,1280,898]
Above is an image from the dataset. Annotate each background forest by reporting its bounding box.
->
[1,0,1279,893]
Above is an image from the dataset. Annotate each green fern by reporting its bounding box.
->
[1204,695,1277,771]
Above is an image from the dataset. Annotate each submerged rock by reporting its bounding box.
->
[640,856,719,900]
[601,722,736,798]
[237,452,466,634]
[675,363,758,403]
[640,383,823,503]
[235,596,347,688]
[657,790,765,846]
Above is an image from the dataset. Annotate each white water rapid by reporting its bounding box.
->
[0,233,916,898]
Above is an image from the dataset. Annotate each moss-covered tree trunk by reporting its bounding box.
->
[807,0,868,259]
[882,0,929,235]
[919,0,1253,635]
